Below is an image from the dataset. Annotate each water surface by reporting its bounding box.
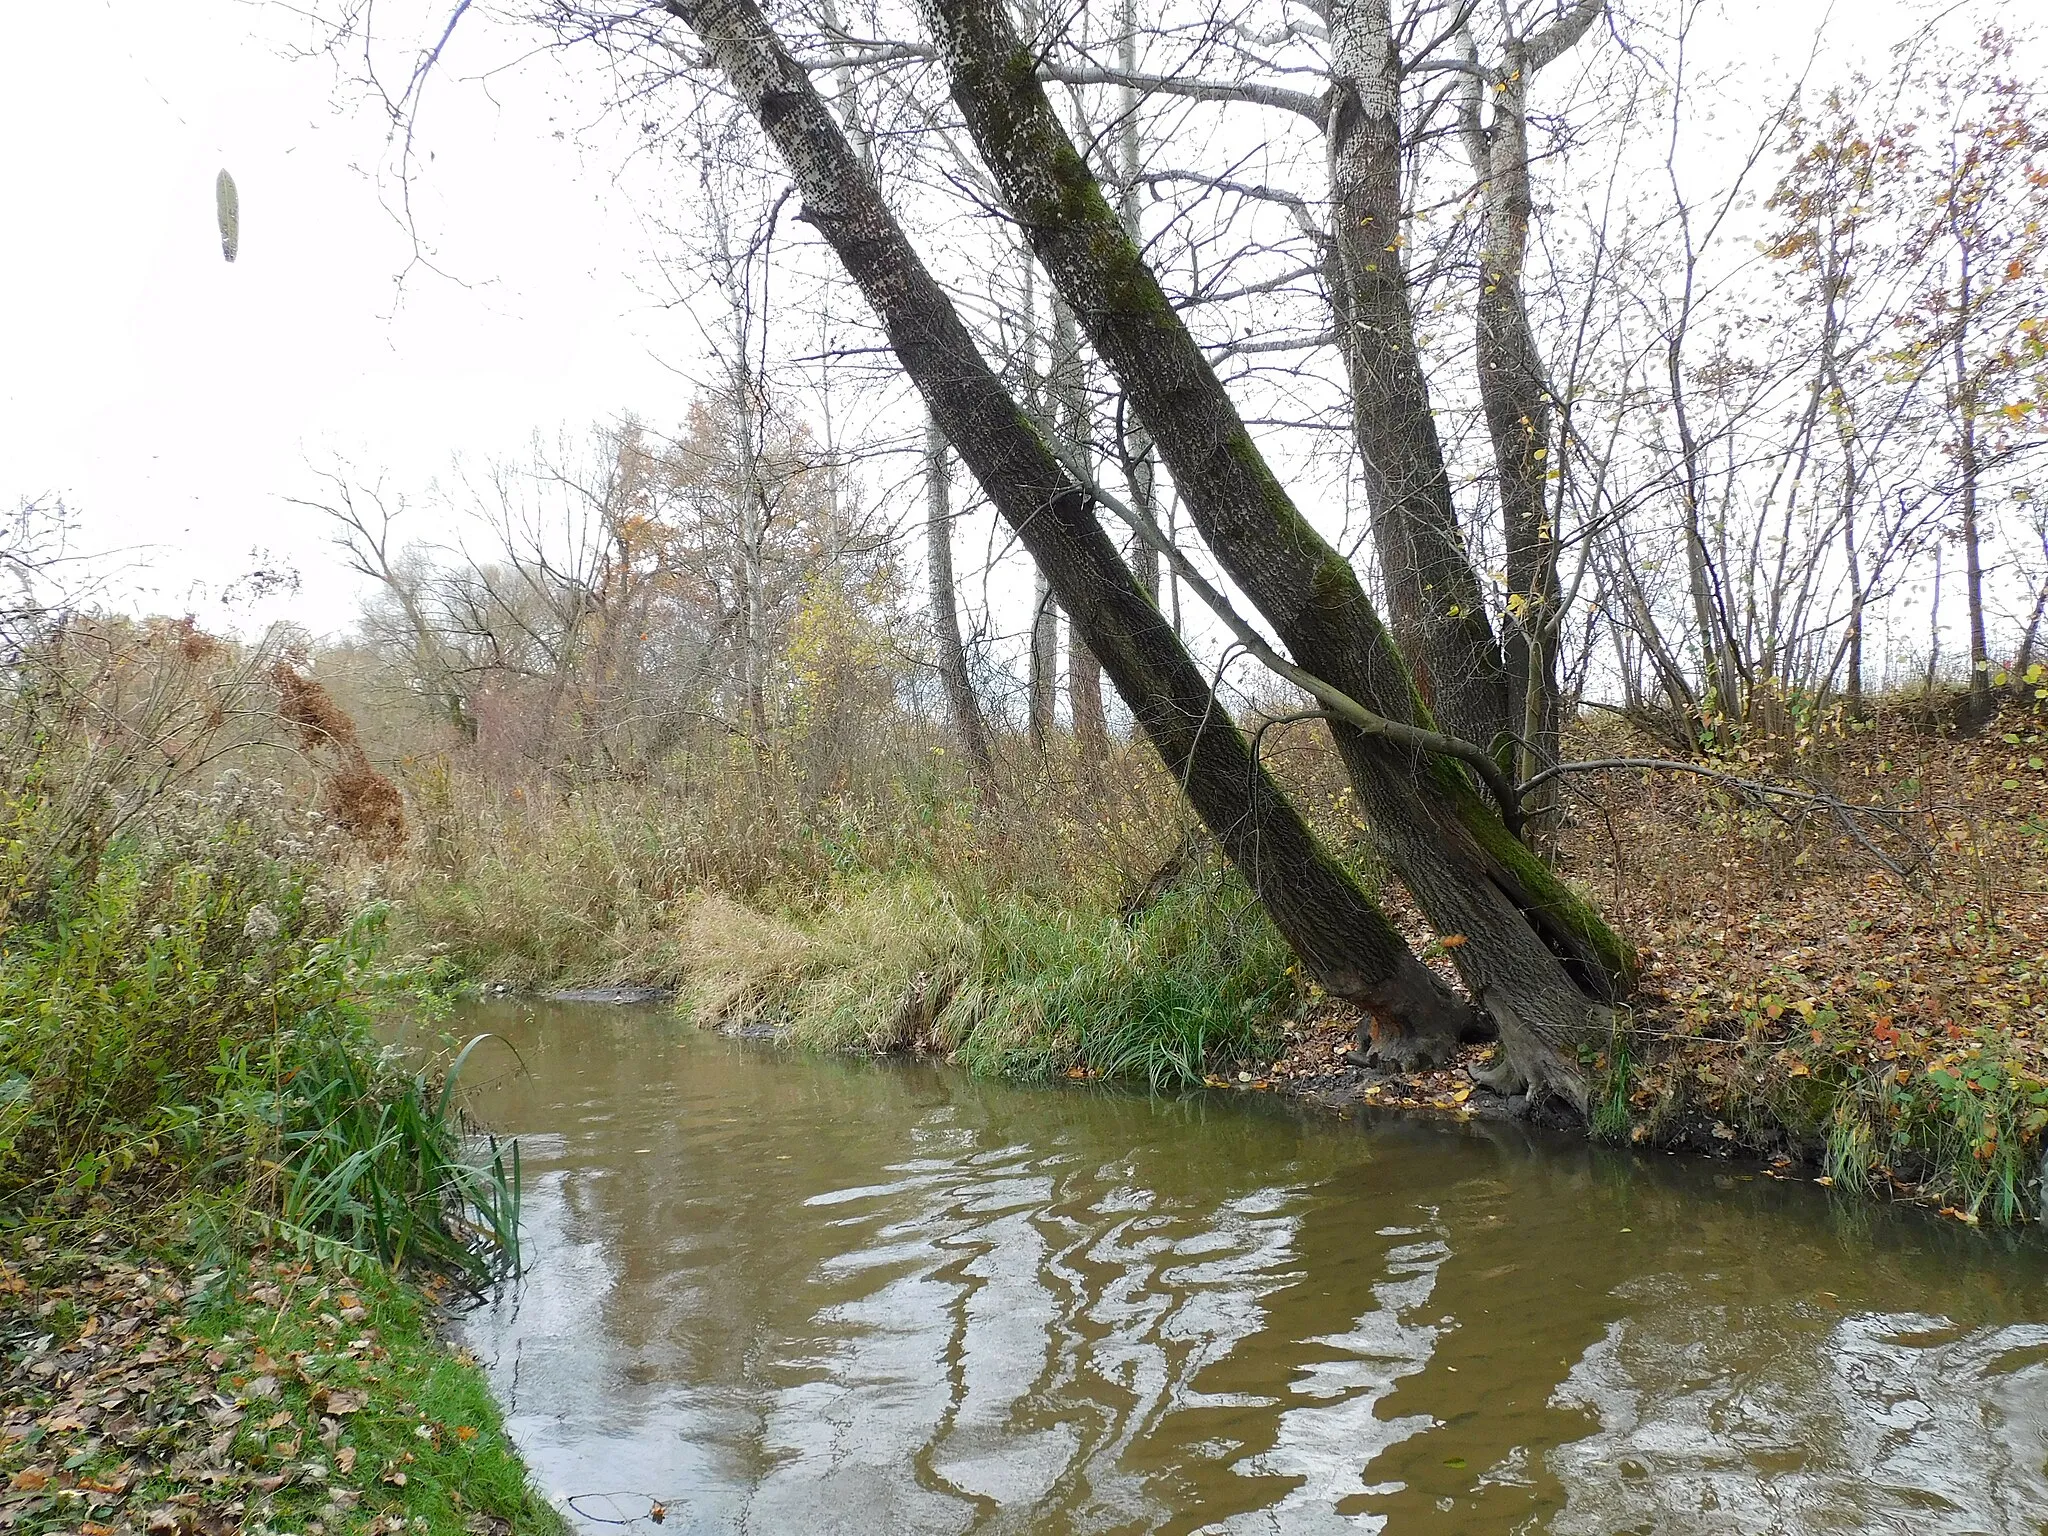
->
[451,1001,2048,1534]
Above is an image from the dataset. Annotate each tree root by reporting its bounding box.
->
[1468,1050,1528,1095]
[1346,1021,1462,1073]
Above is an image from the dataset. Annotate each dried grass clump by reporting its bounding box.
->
[676,882,981,1053]
[271,661,406,856]
[676,894,818,1024]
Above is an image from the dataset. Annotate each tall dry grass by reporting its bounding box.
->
[0,619,518,1278]
[386,727,1206,989]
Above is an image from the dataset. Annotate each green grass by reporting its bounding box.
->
[0,634,557,1532]
[0,772,520,1282]
[678,868,1298,1090]
[1783,1023,2048,1222]
[0,1241,567,1535]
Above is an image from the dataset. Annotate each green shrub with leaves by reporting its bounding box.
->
[0,627,517,1279]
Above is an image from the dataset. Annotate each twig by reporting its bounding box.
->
[1522,756,1927,879]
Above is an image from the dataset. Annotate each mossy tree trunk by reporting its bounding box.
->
[659,0,1480,1050]
[922,0,1637,1102]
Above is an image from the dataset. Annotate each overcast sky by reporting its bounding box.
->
[1,1,693,634]
[0,0,2004,640]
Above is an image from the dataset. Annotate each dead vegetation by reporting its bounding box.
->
[270,662,406,859]
[1259,694,2048,1220]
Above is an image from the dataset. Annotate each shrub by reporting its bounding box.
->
[0,625,516,1279]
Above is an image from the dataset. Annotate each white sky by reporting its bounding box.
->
[1,1,689,635]
[0,0,2000,641]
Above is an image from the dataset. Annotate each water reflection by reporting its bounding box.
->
[450,1002,2048,1534]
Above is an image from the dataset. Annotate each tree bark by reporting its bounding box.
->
[1029,571,1058,750]
[924,0,1636,1102]
[1114,0,1161,604]
[659,0,1481,1058]
[1453,5,1602,829]
[925,412,997,792]
[1323,0,1511,752]
[1955,250,1994,730]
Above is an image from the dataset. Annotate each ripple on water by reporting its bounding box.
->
[449,1001,2048,1535]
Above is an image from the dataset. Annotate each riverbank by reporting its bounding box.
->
[1139,695,2048,1221]
[0,637,560,1532]
[396,694,2046,1222]
[0,1236,565,1535]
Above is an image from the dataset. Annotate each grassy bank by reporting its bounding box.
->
[677,869,1296,1088]
[0,624,556,1531]
[0,1241,563,1536]
[387,686,2048,1224]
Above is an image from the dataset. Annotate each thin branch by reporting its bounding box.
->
[1049,441,1525,830]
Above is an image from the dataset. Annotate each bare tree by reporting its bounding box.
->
[924,415,997,788]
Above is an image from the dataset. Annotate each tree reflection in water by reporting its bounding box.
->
[453,1002,2048,1535]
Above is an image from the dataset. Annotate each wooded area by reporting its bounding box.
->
[6,0,2045,1229]
[278,0,2045,1106]
[9,5,2048,1529]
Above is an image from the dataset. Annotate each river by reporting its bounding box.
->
[449,999,2048,1534]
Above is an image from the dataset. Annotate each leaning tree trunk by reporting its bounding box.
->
[925,412,997,792]
[658,0,1483,1056]
[924,0,1636,1103]
[1114,0,1161,604]
[1323,0,1511,754]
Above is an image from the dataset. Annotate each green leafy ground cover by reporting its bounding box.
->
[0,633,555,1533]
[0,1238,563,1535]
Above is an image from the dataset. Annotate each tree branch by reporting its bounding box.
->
[1046,439,1525,831]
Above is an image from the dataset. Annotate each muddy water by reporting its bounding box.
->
[450,1001,2048,1534]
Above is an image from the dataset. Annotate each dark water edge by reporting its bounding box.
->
[447,1000,2048,1535]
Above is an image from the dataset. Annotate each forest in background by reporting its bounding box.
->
[3,0,2047,1252]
